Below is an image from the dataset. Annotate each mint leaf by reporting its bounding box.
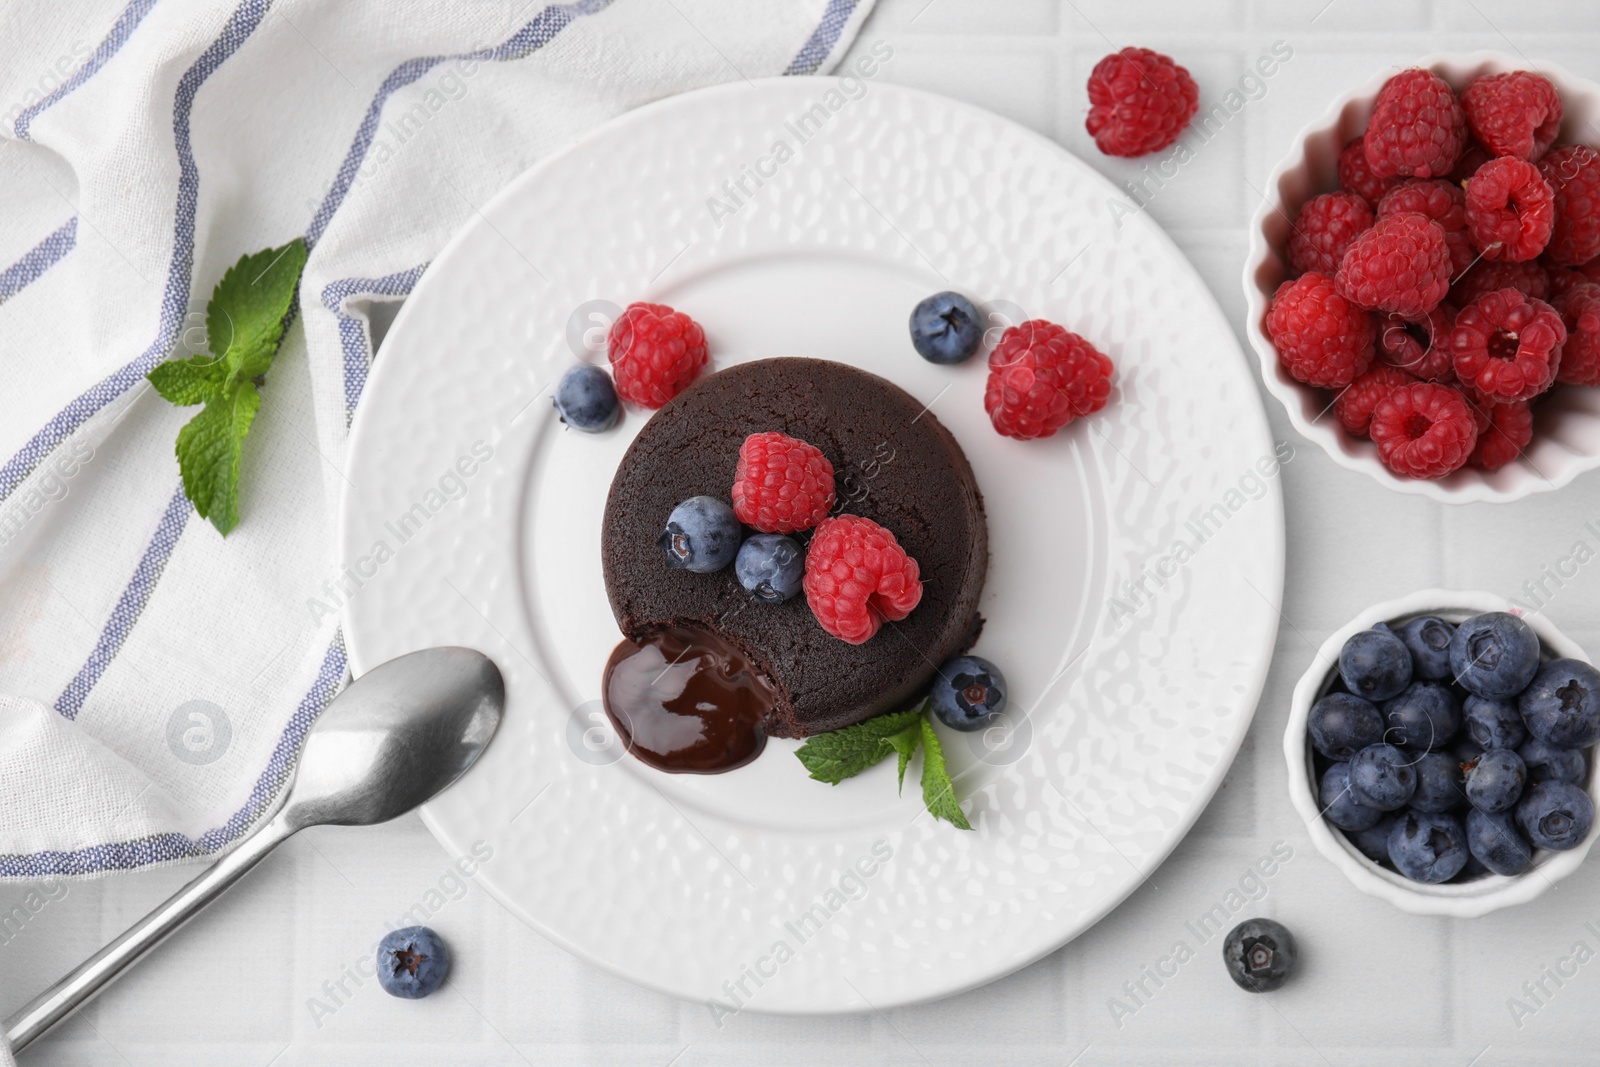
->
[795,706,924,784]
[148,355,226,406]
[207,238,307,387]
[885,720,922,795]
[174,382,261,536]
[918,717,972,830]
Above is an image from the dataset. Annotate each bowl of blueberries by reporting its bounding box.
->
[1284,588,1600,917]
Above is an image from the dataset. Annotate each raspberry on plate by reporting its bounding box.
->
[1289,192,1375,276]
[984,320,1114,439]
[1377,179,1473,274]
[607,302,708,408]
[1451,257,1550,307]
[1363,68,1468,179]
[1335,212,1452,317]
[1338,135,1400,206]
[1461,71,1563,162]
[1449,288,1567,401]
[1464,158,1555,262]
[1538,145,1600,267]
[731,431,836,534]
[1085,47,1198,158]
[1469,397,1534,471]
[1336,363,1414,437]
[1554,281,1600,386]
[1377,305,1455,382]
[1266,273,1375,388]
[1369,381,1479,479]
[802,514,923,645]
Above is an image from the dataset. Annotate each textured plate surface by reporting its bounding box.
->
[340,78,1285,1012]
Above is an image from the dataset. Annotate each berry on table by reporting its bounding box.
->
[1340,628,1413,701]
[929,655,1007,732]
[1381,681,1460,751]
[1289,192,1375,276]
[735,533,805,604]
[1461,71,1563,162]
[1411,750,1467,813]
[1369,382,1478,480]
[1363,68,1468,179]
[1265,273,1375,389]
[1349,742,1418,811]
[1462,695,1528,752]
[1321,761,1383,831]
[1335,364,1413,437]
[658,496,741,574]
[1467,397,1533,471]
[553,364,619,432]
[1085,47,1198,158]
[802,514,923,644]
[1463,748,1527,813]
[1309,692,1385,760]
[1554,281,1600,386]
[731,431,836,534]
[1376,306,1455,383]
[1222,918,1298,993]
[1449,289,1565,402]
[1338,135,1400,206]
[607,301,708,408]
[1519,737,1587,786]
[1387,809,1470,883]
[1465,807,1534,876]
[1464,158,1555,262]
[1538,145,1600,266]
[376,926,450,999]
[1516,780,1595,851]
[1335,212,1452,317]
[909,291,984,364]
[1449,611,1541,699]
[1519,658,1600,748]
[1395,615,1456,680]
[984,320,1114,439]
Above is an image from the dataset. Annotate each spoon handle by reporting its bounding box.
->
[3,810,296,1053]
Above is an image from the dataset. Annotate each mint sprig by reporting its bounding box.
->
[147,238,307,535]
[794,700,973,830]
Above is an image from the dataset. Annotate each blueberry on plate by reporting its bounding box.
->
[1308,692,1384,760]
[1347,743,1417,811]
[1222,918,1297,993]
[1516,780,1596,851]
[909,291,984,365]
[1519,658,1600,749]
[376,926,450,999]
[1387,810,1470,883]
[734,533,804,603]
[553,364,619,432]
[1519,737,1587,786]
[929,655,1006,731]
[1319,763,1382,831]
[1449,612,1541,699]
[1463,748,1526,813]
[1465,807,1534,876]
[1410,750,1466,813]
[1347,813,1399,863]
[1462,695,1527,752]
[658,496,740,573]
[1380,681,1459,751]
[1339,629,1413,702]
[1396,615,1456,681]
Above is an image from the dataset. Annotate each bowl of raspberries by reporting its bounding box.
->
[1284,589,1600,917]
[1245,53,1600,501]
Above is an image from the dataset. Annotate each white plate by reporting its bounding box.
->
[340,78,1285,1013]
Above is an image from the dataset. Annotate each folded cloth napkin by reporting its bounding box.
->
[0,0,867,964]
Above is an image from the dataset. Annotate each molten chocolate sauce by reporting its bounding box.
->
[602,625,775,773]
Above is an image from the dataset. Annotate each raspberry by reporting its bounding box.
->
[1377,304,1455,382]
[1464,158,1555,262]
[1377,179,1473,274]
[1289,192,1374,276]
[984,320,1114,439]
[1335,212,1452,316]
[1265,273,1375,388]
[1554,281,1600,386]
[1538,145,1600,267]
[1468,398,1534,471]
[1369,382,1479,479]
[1085,47,1199,158]
[731,431,835,534]
[1450,141,1493,184]
[1336,364,1414,437]
[1363,69,1468,179]
[607,302,708,408]
[802,514,923,645]
[1449,288,1566,401]
[1338,136,1400,206]
[1450,257,1549,307]
[1461,72,1562,162]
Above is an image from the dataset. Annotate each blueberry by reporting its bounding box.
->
[553,364,619,432]
[909,291,984,365]
[1449,612,1541,699]
[1465,807,1534,876]
[1339,629,1413,702]
[1519,658,1600,749]
[376,926,450,999]
[1347,743,1417,811]
[1395,615,1456,681]
[734,534,804,603]
[1462,695,1527,752]
[1308,692,1384,760]
[1380,681,1459,751]
[1387,810,1470,883]
[1410,750,1466,813]
[1451,736,1485,768]
[1456,853,1492,881]
[1347,813,1399,863]
[658,496,740,573]
[1319,762,1382,831]
[1463,748,1526,813]
[929,655,1006,731]
[1519,737,1587,786]
[1516,780,1596,851]
[1222,918,1297,993]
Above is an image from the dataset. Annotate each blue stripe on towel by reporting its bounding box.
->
[0,217,78,305]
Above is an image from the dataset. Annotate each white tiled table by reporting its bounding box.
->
[8,1,1600,1062]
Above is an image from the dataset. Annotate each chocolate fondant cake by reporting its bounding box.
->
[601,357,988,738]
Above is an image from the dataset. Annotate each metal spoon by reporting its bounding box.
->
[3,645,503,1053]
